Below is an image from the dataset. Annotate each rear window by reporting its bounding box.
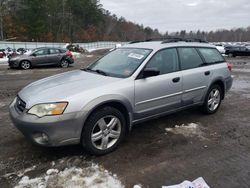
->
[198,48,224,64]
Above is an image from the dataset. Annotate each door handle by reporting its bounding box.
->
[172,77,180,83]
[204,71,210,76]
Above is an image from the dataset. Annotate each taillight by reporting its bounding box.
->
[66,51,73,58]
[227,62,232,72]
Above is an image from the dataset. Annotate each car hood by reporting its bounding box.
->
[18,70,121,108]
[10,54,29,60]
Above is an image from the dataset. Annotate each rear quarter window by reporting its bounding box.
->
[198,48,224,64]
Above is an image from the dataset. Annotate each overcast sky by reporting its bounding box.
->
[100,0,250,33]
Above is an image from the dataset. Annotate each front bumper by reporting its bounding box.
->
[8,59,20,68]
[9,98,85,146]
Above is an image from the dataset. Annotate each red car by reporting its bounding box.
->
[0,51,6,58]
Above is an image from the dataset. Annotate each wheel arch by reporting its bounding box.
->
[209,79,225,100]
[19,59,32,67]
[60,55,70,62]
[80,96,134,140]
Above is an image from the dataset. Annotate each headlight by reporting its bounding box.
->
[28,102,68,117]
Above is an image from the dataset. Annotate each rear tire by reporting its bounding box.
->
[60,59,69,68]
[202,85,222,114]
[82,106,126,155]
[20,60,31,70]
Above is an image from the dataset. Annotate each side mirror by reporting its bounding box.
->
[31,53,36,57]
[143,68,160,78]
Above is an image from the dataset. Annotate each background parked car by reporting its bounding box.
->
[16,48,27,55]
[5,47,17,58]
[215,44,225,54]
[8,47,74,69]
[0,50,6,58]
[225,46,250,57]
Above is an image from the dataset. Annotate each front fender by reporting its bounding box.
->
[76,94,134,133]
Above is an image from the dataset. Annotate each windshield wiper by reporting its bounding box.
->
[94,69,108,76]
[81,67,92,72]
[82,68,108,76]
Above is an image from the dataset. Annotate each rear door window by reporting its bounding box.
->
[198,48,224,64]
[49,49,60,54]
[178,48,203,70]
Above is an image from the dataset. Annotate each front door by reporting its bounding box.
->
[134,48,182,120]
[31,49,49,66]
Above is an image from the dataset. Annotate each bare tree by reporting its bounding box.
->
[0,0,7,40]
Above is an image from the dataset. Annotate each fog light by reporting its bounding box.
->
[33,133,49,145]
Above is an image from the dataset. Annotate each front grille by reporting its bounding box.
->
[16,96,26,112]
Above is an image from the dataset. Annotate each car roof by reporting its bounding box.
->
[122,41,215,51]
[34,47,63,50]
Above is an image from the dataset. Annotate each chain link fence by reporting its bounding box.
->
[0,41,128,50]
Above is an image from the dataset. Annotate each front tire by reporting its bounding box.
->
[203,85,222,114]
[82,106,126,155]
[20,60,31,70]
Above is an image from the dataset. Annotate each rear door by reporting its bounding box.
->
[134,48,182,120]
[178,47,212,105]
[47,48,62,65]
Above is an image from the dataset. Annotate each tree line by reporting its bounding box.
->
[167,28,250,42]
[0,0,250,42]
[0,0,161,42]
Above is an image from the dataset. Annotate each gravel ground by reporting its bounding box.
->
[0,52,250,188]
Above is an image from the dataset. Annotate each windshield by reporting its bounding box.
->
[87,48,152,78]
[24,49,36,55]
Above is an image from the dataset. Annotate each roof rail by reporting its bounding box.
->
[161,37,184,43]
[185,38,208,43]
[162,37,208,44]
[128,40,143,44]
[128,38,163,44]
[129,37,208,44]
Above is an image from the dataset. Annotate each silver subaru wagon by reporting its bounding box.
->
[9,40,233,155]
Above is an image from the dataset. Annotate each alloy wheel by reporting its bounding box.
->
[61,60,69,68]
[207,88,221,111]
[21,61,31,69]
[91,115,121,150]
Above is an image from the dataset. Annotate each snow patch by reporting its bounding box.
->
[162,177,210,188]
[0,57,8,64]
[165,123,206,140]
[18,166,37,177]
[233,68,250,73]
[46,169,59,175]
[134,185,142,188]
[86,54,94,58]
[15,164,124,188]
[87,47,111,53]
[70,51,83,58]
[0,102,6,108]
[6,70,23,75]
